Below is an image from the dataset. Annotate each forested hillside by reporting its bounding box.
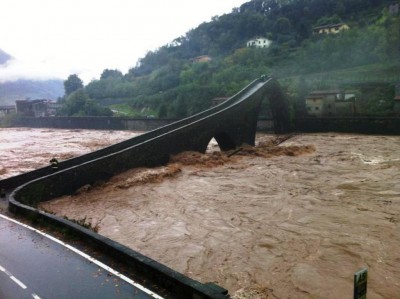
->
[60,0,400,118]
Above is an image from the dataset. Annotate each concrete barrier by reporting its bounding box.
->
[295,117,400,135]
[8,193,228,299]
[12,116,178,131]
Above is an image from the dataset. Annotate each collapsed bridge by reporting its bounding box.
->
[2,76,290,298]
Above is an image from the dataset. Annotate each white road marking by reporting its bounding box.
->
[10,275,27,289]
[1,263,43,298]
[0,213,164,299]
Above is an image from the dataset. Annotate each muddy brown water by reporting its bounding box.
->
[0,128,139,179]
[2,128,400,298]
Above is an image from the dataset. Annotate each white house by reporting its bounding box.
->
[246,37,271,48]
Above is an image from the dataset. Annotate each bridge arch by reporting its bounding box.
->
[213,132,236,151]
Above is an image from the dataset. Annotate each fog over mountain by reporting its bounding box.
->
[0,48,64,104]
[0,49,12,65]
[0,0,246,84]
[0,79,64,105]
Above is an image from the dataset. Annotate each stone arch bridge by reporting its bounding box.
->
[2,76,290,299]
[2,76,290,192]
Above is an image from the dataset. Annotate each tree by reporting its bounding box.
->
[59,89,87,116]
[174,97,188,118]
[52,0,394,120]
[58,89,113,116]
[385,16,400,59]
[158,104,168,118]
[100,69,123,80]
[275,17,292,34]
[82,99,113,116]
[64,74,84,96]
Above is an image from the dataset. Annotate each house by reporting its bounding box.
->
[16,99,60,117]
[306,90,338,116]
[312,23,350,35]
[47,101,62,116]
[246,37,271,48]
[335,92,357,116]
[190,55,212,63]
[0,105,16,116]
[305,90,356,117]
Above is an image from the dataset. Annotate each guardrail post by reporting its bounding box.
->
[354,268,368,299]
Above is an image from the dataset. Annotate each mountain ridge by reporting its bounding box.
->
[0,79,64,105]
[0,48,64,104]
[0,48,12,65]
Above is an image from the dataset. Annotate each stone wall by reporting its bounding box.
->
[12,116,275,132]
[12,116,178,131]
[295,117,400,135]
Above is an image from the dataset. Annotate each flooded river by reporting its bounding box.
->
[2,128,400,298]
[0,128,138,179]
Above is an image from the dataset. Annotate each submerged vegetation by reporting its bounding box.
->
[59,0,400,118]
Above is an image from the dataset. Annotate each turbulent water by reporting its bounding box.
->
[0,128,138,179]
[2,128,400,298]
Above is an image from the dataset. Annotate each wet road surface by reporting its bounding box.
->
[0,214,162,299]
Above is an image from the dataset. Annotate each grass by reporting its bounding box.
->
[109,103,157,118]
[280,62,400,87]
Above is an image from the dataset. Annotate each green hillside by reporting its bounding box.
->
[59,0,400,118]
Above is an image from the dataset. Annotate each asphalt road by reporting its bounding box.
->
[0,214,163,299]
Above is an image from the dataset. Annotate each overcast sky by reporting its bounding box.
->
[0,0,246,83]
